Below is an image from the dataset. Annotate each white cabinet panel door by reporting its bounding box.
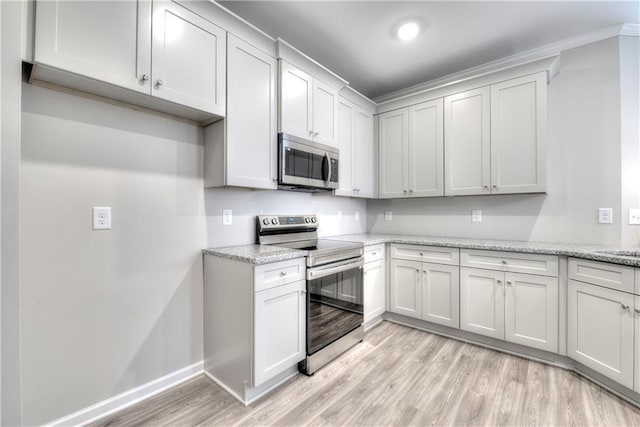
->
[409,99,444,197]
[35,0,151,93]
[312,79,338,146]
[226,35,277,189]
[505,273,558,352]
[460,267,505,339]
[364,259,386,323]
[379,108,409,198]
[390,259,422,319]
[279,61,313,139]
[490,73,546,194]
[354,109,375,198]
[152,1,226,115]
[336,99,355,195]
[254,280,305,387]
[568,280,634,389]
[635,295,639,393]
[444,87,491,196]
[422,262,459,328]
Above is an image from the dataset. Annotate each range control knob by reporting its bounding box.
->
[311,217,317,223]
[262,218,270,225]
[305,217,311,223]
[271,218,278,225]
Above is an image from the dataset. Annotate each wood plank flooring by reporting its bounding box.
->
[91,321,640,426]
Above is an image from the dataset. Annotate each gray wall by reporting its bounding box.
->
[367,37,633,246]
[205,188,366,247]
[20,84,207,425]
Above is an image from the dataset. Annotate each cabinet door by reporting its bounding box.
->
[34,0,151,93]
[313,79,339,146]
[151,1,226,115]
[254,280,306,387]
[444,87,491,196]
[336,99,355,196]
[504,273,558,352]
[364,259,386,324]
[389,259,422,319]
[354,109,375,198]
[409,98,444,197]
[567,280,634,389]
[636,295,640,393]
[226,35,277,189]
[379,109,409,198]
[421,262,459,328]
[460,267,504,339]
[491,73,546,194]
[279,61,313,139]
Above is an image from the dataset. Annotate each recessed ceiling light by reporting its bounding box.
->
[397,22,419,41]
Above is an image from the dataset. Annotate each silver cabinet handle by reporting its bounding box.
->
[501,260,507,264]
[506,281,512,285]
[314,132,320,137]
[419,252,424,256]
[156,79,164,87]
[492,185,498,190]
[372,252,377,256]
[141,74,150,82]
[409,189,413,193]
[621,303,630,311]
[483,185,489,189]
[497,280,502,284]
[308,130,314,136]
[635,308,640,314]
[280,271,287,276]
[415,269,420,273]
[301,289,307,295]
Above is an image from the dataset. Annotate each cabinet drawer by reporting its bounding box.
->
[364,244,385,263]
[391,244,459,266]
[460,249,558,277]
[568,258,634,294]
[254,258,306,291]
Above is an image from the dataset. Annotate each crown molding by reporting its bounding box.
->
[374,22,636,105]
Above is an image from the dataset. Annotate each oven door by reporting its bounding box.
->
[278,133,338,190]
[306,257,364,355]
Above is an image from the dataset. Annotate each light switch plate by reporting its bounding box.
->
[472,209,482,223]
[598,208,613,224]
[93,207,111,230]
[630,208,640,225]
[222,209,232,225]
[385,211,392,221]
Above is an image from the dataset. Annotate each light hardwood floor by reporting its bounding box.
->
[91,321,640,426]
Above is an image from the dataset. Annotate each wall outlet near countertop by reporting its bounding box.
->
[385,210,392,221]
[630,208,640,225]
[598,208,613,224]
[471,209,482,223]
[222,209,232,225]
[337,210,342,220]
[355,211,360,221]
[92,207,111,230]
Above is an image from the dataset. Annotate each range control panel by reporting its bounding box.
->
[257,214,318,230]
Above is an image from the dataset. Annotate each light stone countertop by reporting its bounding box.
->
[203,234,640,267]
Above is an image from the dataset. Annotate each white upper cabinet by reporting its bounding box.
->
[336,97,375,198]
[35,0,151,93]
[151,1,226,116]
[490,73,546,193]
[409,99,444,197]
[444,73,547,196]
[279,60,338,146]
[378,108,409,198]
[379,99,444,199]
[217,34,277,189]
[34,0,226,118]
[444,87,491,196]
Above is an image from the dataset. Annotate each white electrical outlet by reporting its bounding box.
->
[472,209,482,223]
[355,211,360,221]
[92,207,111,230]
[598,208,613,224]
[337,211,343,220]
[385,210,392,221]
[222,209,232,225]
[629,208,640,225]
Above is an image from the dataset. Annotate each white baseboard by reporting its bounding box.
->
[45,361,204,427]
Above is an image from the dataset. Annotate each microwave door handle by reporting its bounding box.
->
[322,152,331,182]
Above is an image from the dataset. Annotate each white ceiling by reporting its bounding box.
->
[217,1,639,99]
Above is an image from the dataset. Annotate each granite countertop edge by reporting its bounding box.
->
[203,234,640,267]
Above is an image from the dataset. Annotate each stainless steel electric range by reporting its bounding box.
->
[257,214,364,375]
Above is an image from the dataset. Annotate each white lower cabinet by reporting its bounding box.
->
[460,267,558,352]
[254,280,306,386]
[568,279,635,389]
[364,258,385,324]
[635,295,640,393]
[390,251,460,329]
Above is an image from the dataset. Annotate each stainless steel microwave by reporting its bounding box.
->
[278,133,339,192]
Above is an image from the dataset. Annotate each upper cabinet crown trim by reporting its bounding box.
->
[276,38,348,91]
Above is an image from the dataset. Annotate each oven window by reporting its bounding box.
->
[307,267,363,355]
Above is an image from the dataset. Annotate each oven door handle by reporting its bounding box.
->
[307,257,364,280]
